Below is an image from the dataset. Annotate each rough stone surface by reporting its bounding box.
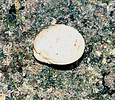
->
[0,0,115,99]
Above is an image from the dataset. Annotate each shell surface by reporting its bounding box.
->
[34,24,85,65]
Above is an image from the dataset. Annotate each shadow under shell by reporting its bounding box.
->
[33,53,84,70]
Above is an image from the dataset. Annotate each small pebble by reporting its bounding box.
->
[95,51,102,57]
[0,92,5,100]
[0,73,3,78]
[102,58,107,64]
[110,49,115,55]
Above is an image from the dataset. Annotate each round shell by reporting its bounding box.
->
[34,24,85,65]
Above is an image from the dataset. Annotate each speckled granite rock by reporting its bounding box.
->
[0,0,115,99]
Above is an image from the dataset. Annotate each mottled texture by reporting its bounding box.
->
[0,0,115,99]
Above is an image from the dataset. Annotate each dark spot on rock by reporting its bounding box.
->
[110,10,114,16]
[108,90,115,95]
[9,4,16,20]
[101,86,110,94]
[101,70,110,76]
[85,44,93,56]
[9,4,16,14]
[56,17,68,25]
[96,81,99,86]
[69,14,75,21]
[91,57,101,63]
[68,0,74,10]
[19,6,25,10]
[18,66,23,73]
[98,70,115,95]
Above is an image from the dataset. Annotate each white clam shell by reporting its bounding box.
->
[34,24,85,65]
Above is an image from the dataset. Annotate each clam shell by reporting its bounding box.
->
[34,24,85,65]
